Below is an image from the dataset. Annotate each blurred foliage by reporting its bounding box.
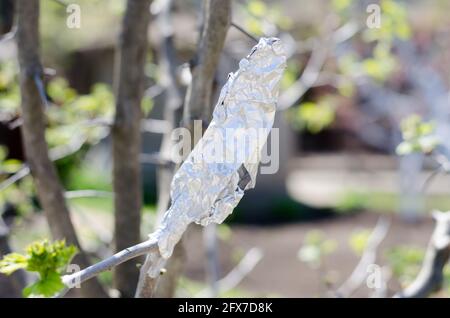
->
[336,190,367,212]
[396,114,440,155]
[66,165,112,192]
[0,146,34,215]
[348,229,371,256]
[0,62,153,216]
[331,0,353,12]
[289,99,335,134]
[281,61,302,90]
[177,276,256,298]
[0,61,20,121]
[298,230,337,269]
[46,80,113,147]
[0,239,77,297]
[285,0,412,134]
[337,0,410,82]
[361,43,396,82]
[385,245,424,287]
[0,146,21,174]
[386,245,450,294]
[217,224,233,242]
[363,0,411,43]
[242,0,293,36]
[40,0,125,66]
[337,190,450,214]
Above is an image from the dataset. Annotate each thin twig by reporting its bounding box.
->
[203,224,220,297]
[61,238,158,291]
[336,216,391,297]
[421,153,450,193]
[0,115,169,192]
[231,22,258,43]
[421,166,444,194]
[196,247,263,297]
[278,20,358,110]
[141,118,172,134]
[65,190,113,199]
[140,153,174,168]
[50,0,69,7]
[0,166,30,191]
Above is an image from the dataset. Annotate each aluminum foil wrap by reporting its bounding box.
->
[147,37,287,277]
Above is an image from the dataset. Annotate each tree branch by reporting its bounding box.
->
[336,216,391,297]
[196,247,263,297]
[396,211,450,298]
[278,20,358,110]
[60,238,158,296]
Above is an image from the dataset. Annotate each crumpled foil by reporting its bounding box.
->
[147,37,287,277]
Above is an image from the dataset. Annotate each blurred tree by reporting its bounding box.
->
[112,0,152,298]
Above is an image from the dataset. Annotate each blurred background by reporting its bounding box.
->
[1,0,450,297]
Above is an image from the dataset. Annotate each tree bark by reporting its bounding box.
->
[183,0,231,125]
[16,0,107,298]
[136,0,230,298]
[112,0,152,298]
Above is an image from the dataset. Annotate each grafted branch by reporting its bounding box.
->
[136,0,231,298]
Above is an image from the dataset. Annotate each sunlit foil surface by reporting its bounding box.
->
[147,38,287,277]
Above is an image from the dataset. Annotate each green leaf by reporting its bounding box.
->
[0,253,28,275]
[1,239,78,297]
[26,239,78,276]
[23,272,65,298]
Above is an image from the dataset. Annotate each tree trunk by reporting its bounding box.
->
[16,0,107,298]
[183,0,231,126]
[112,0,152,298]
